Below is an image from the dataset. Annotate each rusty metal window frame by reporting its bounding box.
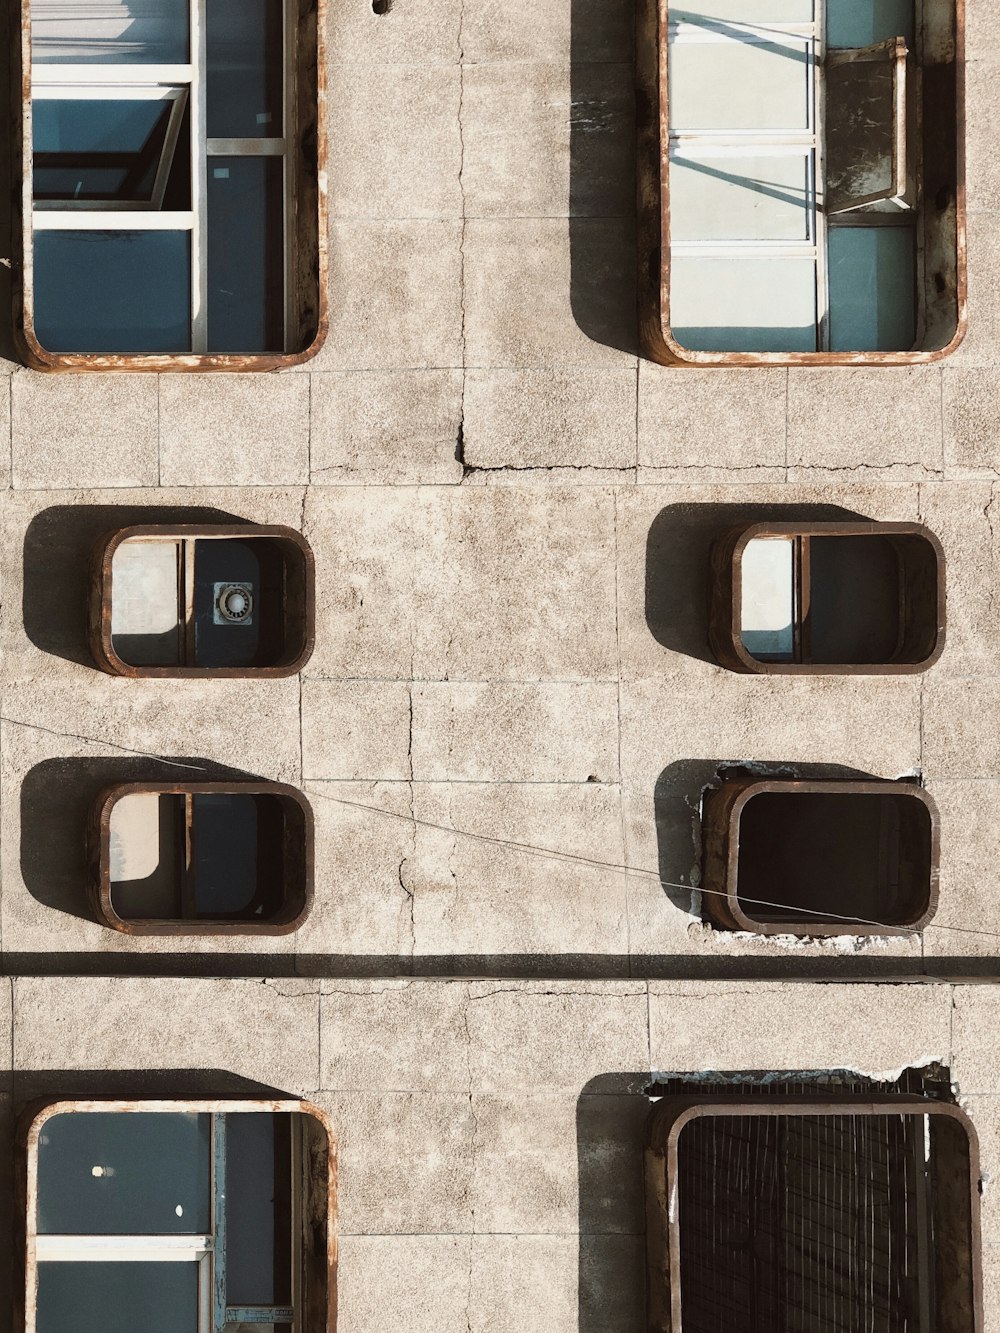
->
[88,524,317,680]
[21,1100,337,1333]
[645,1095,984,1333]
[17,0,328,371]
[637,0,968,366]
[88,780,316,937]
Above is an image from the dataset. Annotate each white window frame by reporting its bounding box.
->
[667,7,830,350]
[28,0,296,355]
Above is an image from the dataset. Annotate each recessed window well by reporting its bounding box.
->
[89,781,314,935]
[19,1099,336,1333]
[701,774,939,935]
[709,521,945,673]
[645,1096,982,1333]
[90,524,315,677]
[18,0,327,370]
[636,0,965,364]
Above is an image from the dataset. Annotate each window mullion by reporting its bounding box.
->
[189,0,209,354]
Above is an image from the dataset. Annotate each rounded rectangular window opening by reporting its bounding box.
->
[21,1099,336,1333]
[90,781,314,936]
[700,775,939,935]
[90,524,315,678]
[710,521,945,674]
[645,1097,982,1333]
[19,0,327,370]
[637,0,966,365]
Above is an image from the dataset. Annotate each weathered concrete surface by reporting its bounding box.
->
[0,980,999,1332]
[1,0,1000,1327]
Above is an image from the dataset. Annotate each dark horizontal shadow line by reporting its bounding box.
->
[0,954,998,982]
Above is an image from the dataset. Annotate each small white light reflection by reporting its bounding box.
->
[175,1205,184,1217]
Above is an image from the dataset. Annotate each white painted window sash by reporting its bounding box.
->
[667,5,826,349]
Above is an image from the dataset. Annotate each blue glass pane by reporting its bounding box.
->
[33,101,174,204]
[207,0,284,138]
[31,0,189,64]
[827,0,914,48]
[33,231,190,353]
[226,1114,292,1303]
[37,1262,199,1333]
[37,1112,211,1234]
[828,226,915,353]
[207,159,284,354]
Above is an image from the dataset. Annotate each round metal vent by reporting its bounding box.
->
[216,583,253,623]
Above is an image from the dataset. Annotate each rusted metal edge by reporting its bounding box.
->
[644,1095,983,1333]
[635,0,968,366]
[88,523,316,678]
[87,779,315,936]
[708,520,947,675]
[13,0,329,372]
[16,1097,338,1333]
[701,775,941,936]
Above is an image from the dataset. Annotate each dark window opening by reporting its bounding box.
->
[646,1088,980,1333]
[92,525,314,678]
[95,782,313,935]
[700,775,939,935]
[710,521,945,674]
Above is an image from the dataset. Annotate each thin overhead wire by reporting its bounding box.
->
[302,784,1000,943]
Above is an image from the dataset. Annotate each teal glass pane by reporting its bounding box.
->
[33,100,174,204]
[33,231,190,354]
[828,226,915,352]
[207,0,284,138]
[207,158,284,354]
[827,0,914,48]
[31,0,189,63]
[37,1112,210,1234]
[37,1262,199,1333]
[226,1114,292,1304]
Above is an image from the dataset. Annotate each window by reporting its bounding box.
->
[22,1100,336,1333]
[700,773,939,934]
[89,524,315,677]
[19,0,327,369]
[90,781,314,935]
[709,521,945,673]
[637,0,965,363]
[645,1095,981,1333]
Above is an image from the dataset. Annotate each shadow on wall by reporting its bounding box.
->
[569,0,639,356]
[576,1073,650,1333]
[22,504,242,668]
[645,502,867,665]
[19,755,258,923]
[653,759,880,917]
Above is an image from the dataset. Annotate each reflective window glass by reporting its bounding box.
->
[33,230,191,353]
[31,0,190,64]
[33,100,180,205]
[37,1262,200,1333]
[207,158,284,354]
[207,0,284,138]
[37,1112,211,1234]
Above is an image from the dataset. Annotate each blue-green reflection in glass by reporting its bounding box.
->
[37,1261,200,1333]
[37,1112,211,1234]
[33,231,191,353]
[33,100,179,205]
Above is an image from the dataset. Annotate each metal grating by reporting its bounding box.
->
[676,1111,932,1333]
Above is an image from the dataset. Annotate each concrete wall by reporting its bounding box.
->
[2,0,1000,1327]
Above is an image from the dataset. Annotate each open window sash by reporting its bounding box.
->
[825,37,913,214]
